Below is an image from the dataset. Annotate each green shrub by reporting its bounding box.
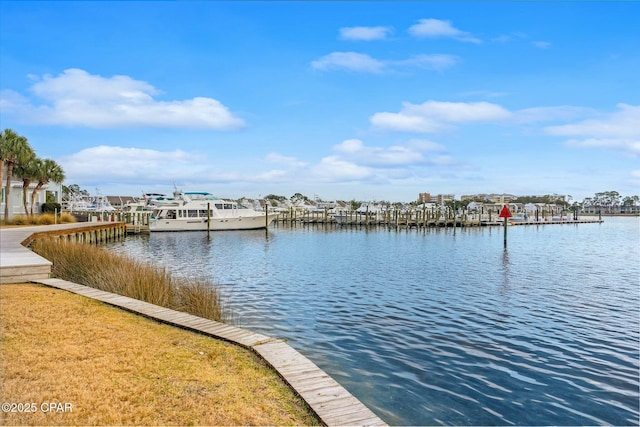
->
[41,202,62,214]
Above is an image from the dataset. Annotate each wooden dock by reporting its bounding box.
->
[125,223,150,234]
[32,278,387,426]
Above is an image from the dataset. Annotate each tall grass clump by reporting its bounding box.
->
[1,212,76,226]
[31,239,228,322]
[35,213,56,225]
[58,212,77,223]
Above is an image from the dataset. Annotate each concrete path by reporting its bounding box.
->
[1,223,119,283]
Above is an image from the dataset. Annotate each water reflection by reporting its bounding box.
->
[501,248,511,292]
[106,218,640,426]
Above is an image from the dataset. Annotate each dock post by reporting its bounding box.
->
[503,216,508,248]
[264,203,268,231]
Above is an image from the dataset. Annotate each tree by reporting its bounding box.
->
[30,159,66,216]
[63,184,89,201]
[1,129,35,219]
[265,194,287,202]
[15,157,42,216]
[290,193,309,203]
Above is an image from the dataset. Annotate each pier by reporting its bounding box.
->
[273,209,603,228]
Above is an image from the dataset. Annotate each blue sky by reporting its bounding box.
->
[1,1,638,202]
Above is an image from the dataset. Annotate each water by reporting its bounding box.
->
[106,217,640,426]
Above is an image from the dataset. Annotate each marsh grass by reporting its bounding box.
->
[1,212,76,226]
[31,239,228,322]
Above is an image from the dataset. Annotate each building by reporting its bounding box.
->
[419,193,456,204]
[418,193,431,203]
[436,194,455,204]
[0,165,63,220]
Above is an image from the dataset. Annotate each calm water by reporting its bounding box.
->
[106,217,640,426]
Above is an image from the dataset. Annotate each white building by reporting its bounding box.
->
[0,165,63,220]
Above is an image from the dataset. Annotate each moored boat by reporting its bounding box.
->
[149,190,277,231]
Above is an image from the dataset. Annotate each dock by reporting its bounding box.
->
[0,223,388,426]
[273,214,604,228]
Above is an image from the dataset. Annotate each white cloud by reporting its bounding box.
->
[339,26,393,41]
[371,100,512,132]
[59,138,460,198]
[264,152,309,168]
[533,41,551,49]
[311,52,385,73]
[564,138,640,154]
[332,138,446,166]
[370,111,445,133]
[310,156,374,182]
[0,69,245,129]
[408,18,482,44]
[61,145,206,184]
[514,106,597,123]
[333,139,420,165]
[258,139,453,186]
[546,104,640,156]
[546,104,640,138]
[391,54,459,71]
[311,52,458,73]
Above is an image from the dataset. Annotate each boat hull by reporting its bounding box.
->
[150,213,278,232]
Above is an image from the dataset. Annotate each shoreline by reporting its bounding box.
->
[0,223,388,426]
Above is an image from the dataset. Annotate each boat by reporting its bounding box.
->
[124,193,172,213]
[64,193,116,212]
[149,190,278,231]
[509,213,529,223]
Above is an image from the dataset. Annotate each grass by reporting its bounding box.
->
[31,238,229,322]
[0,212,76,226]
[0,284,320,426]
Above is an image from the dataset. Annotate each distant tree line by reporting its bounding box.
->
[582,191,639,213]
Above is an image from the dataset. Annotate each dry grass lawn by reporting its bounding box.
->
[0,284,320,426]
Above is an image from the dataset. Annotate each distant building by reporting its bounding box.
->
[418,192,431,203]
[486,193,518,204]
[418,193,456,204]
[461,194,488,202]
[436,194,455,204]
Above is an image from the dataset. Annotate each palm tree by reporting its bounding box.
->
[15,157,42,217]
[0,129,19,203]
[30,159,66,216]
[1,129,35,219]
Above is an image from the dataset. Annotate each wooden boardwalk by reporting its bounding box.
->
[33,278,387,426]
[0,226,52,283]
[0,223,125,284]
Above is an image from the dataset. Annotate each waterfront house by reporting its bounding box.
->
[0,165,63,220]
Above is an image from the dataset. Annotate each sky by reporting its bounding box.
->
[1,1,638,203]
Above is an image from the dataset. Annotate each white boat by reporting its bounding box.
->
[65,193,116,212]
[149,191,278,232]
[124,193,172,213]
